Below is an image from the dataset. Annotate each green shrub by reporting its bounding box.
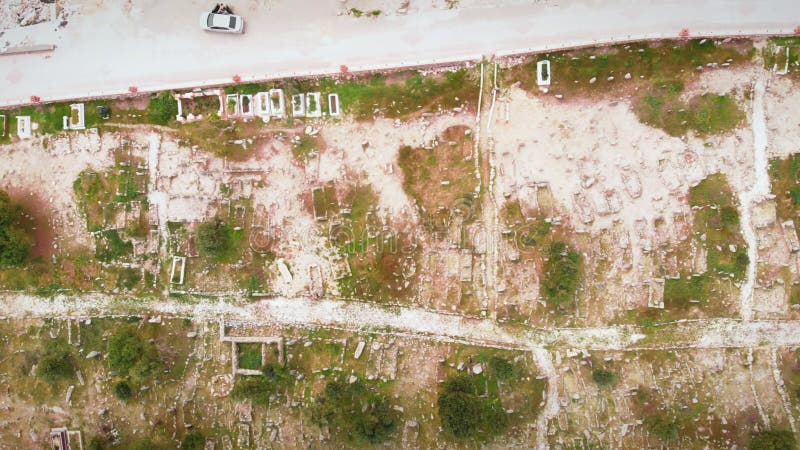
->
[95,230,133,262]
[180,431,205,450]
[113,380,133,401]
[0,190,33,268]
[147,92,178,125]
[129,440,169,450]
[116,268,141,291]
[107,328,162,384]
[312,375,399,445]
[196,219,232,259]
[591,368,616,387]
[748,430,797,450]
[230,362,292,405]
[644,413,679,442]
[437,373,508,441]
[86,436,108,450]
[488,357,515,381]
[541,241,581,310]
[37,339,75,384]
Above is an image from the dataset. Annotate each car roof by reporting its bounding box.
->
[210,13,235,28]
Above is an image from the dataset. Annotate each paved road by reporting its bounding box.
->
[5,293,800,351]
[1,0,798,107]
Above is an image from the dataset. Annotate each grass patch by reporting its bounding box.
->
[292,134,320,160]
[634,87,744,137]
[664,274,710,308]
[688,173,748,278]
[180,95,220,117]
[95,230,133,262]
[506,39,752,136]
[73,152,149,232]
[175,115,264,159]
[317,69,479,120]
[541,241,581,312]
[508,39,752,98]
[237,343,262,370]
[763,37,800,77]
[661,173,746,313]
[0,99,111,137]
[769,154,800,226]
[331,184,419,302]
[398,125,477,233]
[230,362,293,405]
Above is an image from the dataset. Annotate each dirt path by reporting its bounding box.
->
[739,76,770,321]
[7,293,800,352]
[533,348,559,449]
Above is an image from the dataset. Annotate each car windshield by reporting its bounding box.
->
[206,15,215,27]
[229,16,236,29]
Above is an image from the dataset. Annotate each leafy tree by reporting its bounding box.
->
[437,373,508,441]
[591,368,617,387]
[196,219,232,259]
[311,375,399,445]
[37,339,75,384]
[0,190,33,268]
[180,431,205,450]
[147,92,178,125]
[107,328,145,372]
[113,380,133,401]
[748,430,797,450]
[107,328,162,384]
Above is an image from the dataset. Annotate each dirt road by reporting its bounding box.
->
[1,0,798,107]
[5,293,800,351]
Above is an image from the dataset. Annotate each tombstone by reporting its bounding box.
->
[16,116,31,139]
[328,93,341,116]
[536,60,552,86]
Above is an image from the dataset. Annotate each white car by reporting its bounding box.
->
[200,12,244,33]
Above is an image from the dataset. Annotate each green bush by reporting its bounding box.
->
[311,375,399,445]
[147,92,178,125]
[180,431,205,450]
[591,368,616,387]
[541,241,581,310]
[37,339,75,384]
[107,328,162,384]
[113,380,133,401]
[437,373,508,440]
[196,219,232,259]
[230,362,292,406]
[644,413,679,442]
[86,436,108,450]
[129,440,169,450]
[0,190,33,268]
[748,430,797,450]
[488,357,515,381]
[95,230,133,262]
